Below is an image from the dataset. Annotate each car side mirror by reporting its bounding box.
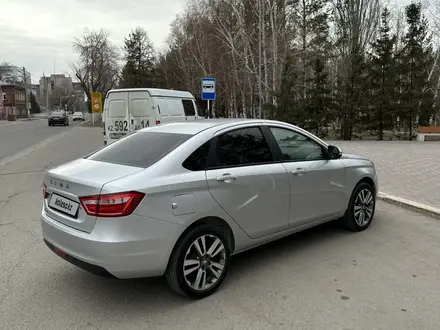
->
[328,145,342,159]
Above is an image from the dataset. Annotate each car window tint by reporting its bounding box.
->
[269,127,324,162]
[182,140,211,171]
[215,127,273,167]
[182,99,196,116]
[87,132,191,168]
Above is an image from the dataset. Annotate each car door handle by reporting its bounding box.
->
[216,174,237,183]
[292,168,307,176]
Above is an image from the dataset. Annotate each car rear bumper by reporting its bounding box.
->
[41,208,186,278]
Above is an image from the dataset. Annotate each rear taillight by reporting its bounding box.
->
[156,120,161,125]
[43,182,48,199]
[79,191,145,217]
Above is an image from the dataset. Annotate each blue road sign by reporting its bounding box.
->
[201,78,216,101]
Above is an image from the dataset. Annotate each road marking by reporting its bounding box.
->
[0,130,73,168]
[378,192,440,220]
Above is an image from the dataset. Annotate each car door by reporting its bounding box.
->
[205,125,290,239]
[265,125,347,227]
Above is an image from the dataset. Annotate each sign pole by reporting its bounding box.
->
[207,100,210,118]
[90,91,103,127]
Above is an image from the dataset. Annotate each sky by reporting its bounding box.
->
[0,0,186,84]
[0,0,437,85]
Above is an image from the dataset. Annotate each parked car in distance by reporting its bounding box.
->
[48,111,69,126]
[72,112,85,121]
[41,119,378,299]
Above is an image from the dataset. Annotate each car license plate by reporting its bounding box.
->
[48,194,79,217]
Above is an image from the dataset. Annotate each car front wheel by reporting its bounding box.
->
[165,224,231,299]
[343,182,376,231]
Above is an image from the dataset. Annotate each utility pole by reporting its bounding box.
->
[23,67,30,120]
[45,75,50,112]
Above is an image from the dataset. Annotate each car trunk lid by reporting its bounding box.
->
[44,158,144,233]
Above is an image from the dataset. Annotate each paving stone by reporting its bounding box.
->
[326,141,440,208]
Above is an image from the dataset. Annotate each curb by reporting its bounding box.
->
[378,192,440,220]
[79,120,91,127]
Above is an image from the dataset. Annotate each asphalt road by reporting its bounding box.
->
[0,116,85,164]
[0,126,440,329]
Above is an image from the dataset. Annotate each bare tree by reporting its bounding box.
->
[70,29,120,109]
[0,62,12,81]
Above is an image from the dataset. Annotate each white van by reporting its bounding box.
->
[103,88,205,145]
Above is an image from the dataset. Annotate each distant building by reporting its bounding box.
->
[39,74,73,110]
[1,66,31,85]
[1,84,27,118]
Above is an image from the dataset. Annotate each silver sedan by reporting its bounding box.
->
[40,119,378,298]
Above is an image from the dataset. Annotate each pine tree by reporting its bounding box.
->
[275,56,299,124]
[293,0,332,131]
[304,57,334,136]
[369,7,397,140]
[398,2,434,139]
[120,27,157,88]
[30,93,40,114]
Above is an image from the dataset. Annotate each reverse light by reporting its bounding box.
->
[79,191,145,217]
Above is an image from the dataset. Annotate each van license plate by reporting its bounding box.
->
[49,194,79,217]
[110,132,126,139]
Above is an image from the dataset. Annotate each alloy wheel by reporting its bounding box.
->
[354,189,374,227]
[183,234,226,292]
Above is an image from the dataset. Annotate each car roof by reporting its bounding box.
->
[141,119,297,135]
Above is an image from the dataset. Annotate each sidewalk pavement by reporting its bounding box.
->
[327,140,440,218]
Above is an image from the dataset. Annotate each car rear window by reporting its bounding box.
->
[87,132,192,168]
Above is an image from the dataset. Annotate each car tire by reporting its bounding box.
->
[342,182,376,232]
[165,224,231,299]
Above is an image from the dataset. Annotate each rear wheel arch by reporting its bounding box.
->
[168,216,235,265]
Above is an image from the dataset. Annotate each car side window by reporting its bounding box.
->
[182,141,211,171]
[215,127,273,167]
[269,127,325,162]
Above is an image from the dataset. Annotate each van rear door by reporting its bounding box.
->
[105,91,130,143]
[128,90,155,131]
